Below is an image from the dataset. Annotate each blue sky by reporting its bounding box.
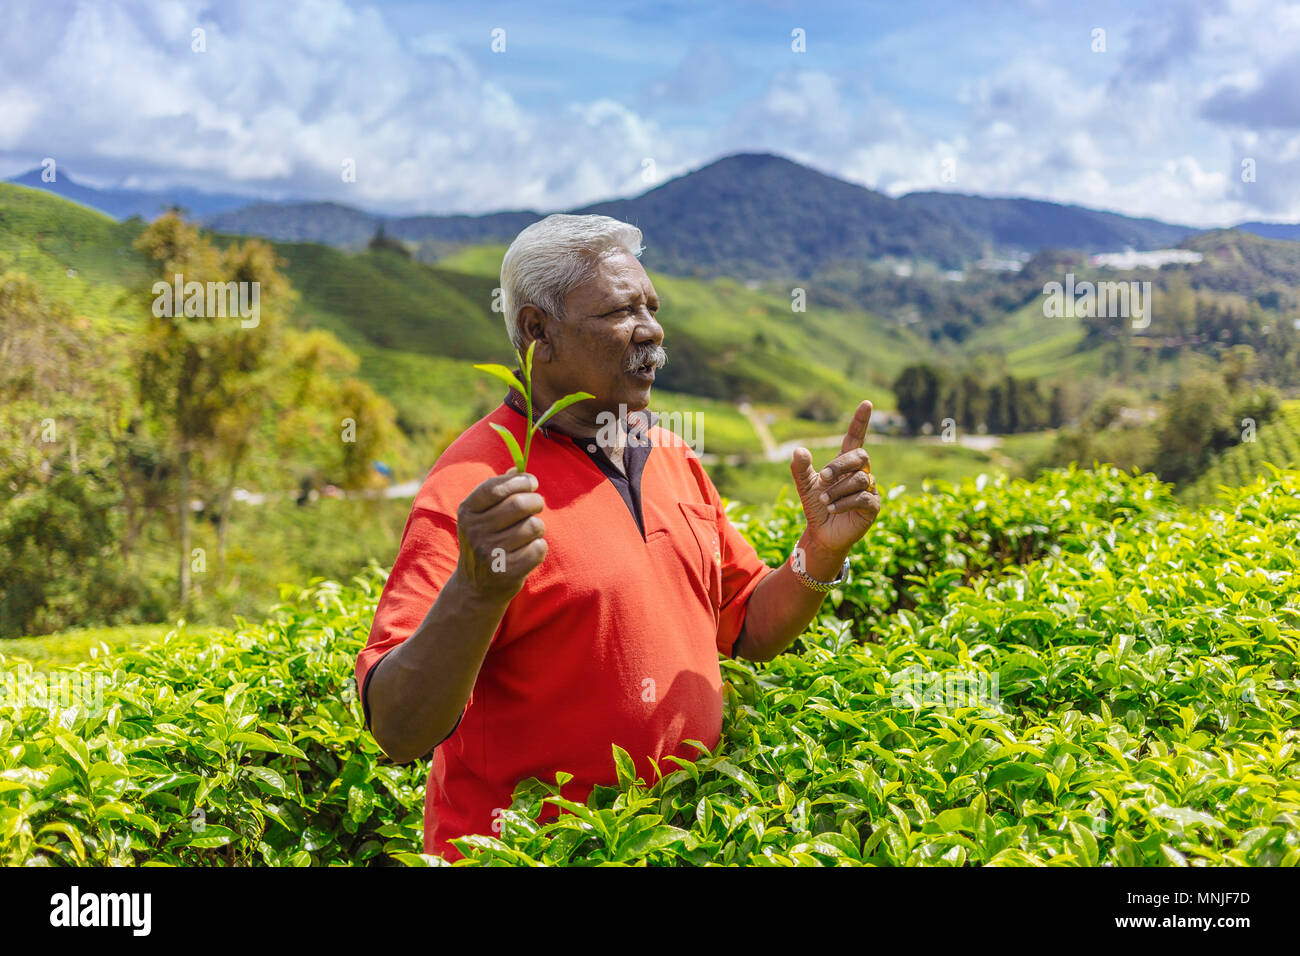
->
[2,0,1298,225]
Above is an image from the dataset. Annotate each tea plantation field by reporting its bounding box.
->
[2,467,1298,866]
[1182,400,1300,507]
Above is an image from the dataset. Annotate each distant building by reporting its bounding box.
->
[1114,406,1159,427]
[1089,248,1204,270]
[974,257,1025,272]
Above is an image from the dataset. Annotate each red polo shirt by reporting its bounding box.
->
[355,395,774,861]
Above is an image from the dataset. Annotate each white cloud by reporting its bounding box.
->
[1,0,1298,226]
[0,0,682,214]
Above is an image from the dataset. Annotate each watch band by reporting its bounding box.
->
[790,553,850,593]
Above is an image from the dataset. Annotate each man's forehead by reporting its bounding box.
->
[572,252,653,303]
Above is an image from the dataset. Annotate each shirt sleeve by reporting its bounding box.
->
[356,505,462,733]
[700,466,774,659]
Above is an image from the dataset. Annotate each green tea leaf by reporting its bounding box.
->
[535,391,595,430]
[247,765,288,797]
[488,423,527,471]
[473,363,526,396]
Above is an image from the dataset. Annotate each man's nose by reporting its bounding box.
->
[632,306,663,345]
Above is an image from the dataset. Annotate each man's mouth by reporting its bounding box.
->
[625,346,666,381]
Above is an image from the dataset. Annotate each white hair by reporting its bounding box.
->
[499,214,644,351]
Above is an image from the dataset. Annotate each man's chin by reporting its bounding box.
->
[618,374,654,411]
[624,386,652,412]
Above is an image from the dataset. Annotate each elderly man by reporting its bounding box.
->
[356,213,881,861]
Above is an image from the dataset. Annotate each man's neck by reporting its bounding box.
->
[504,383,630,472]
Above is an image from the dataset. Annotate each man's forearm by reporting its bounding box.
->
[366,570,509,763]
[733,530,849,662]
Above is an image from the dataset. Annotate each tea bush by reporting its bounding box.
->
[1181,399,1300,506]
[0,574,427,866]
[3,467,1297,866]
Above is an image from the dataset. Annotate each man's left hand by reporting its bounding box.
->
[790,400,882,555]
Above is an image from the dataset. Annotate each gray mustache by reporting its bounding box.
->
[625,345,667,371]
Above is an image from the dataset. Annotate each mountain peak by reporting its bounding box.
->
[12,166,78,187]
[686,150,864,187]
[695,151,805,172]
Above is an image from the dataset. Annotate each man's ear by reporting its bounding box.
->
[518,305,556,363]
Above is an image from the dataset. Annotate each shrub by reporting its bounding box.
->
[0,573,426,866]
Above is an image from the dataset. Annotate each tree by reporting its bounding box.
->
[985,379,1009,434]
[204,238,298,572]
[368,224,411,258]
[1221,344,1257,393]
[1153,371,1236,484]
[0,272,154,636]
[893,364,944,435]
[335,378,402,489]
[265,328,408,492]
[1009,376,1051,433]
[1086,387,1142,431]
[957,371,988,432]
[134,214,295,598]
[796,389,839,423]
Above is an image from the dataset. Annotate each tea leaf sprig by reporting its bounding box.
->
[474,340,594,473]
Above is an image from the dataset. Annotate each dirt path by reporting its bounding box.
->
[741,402,1004,464]
[737,402,778,460]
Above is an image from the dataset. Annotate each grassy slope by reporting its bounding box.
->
[277,233,909,410]
[0,184,148,336]
[0,623,223,666]
[0,186,1115,655]
[964,296,1097,378]
[1181,400,1300,505]
[434,242,914,408]
[1,183,922,449]
[0,186,1091,474]
[0,184,1077,491]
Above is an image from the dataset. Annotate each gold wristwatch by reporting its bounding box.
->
[791,554,851,593]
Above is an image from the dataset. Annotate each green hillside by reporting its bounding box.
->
[0,183,924,454]
[13,181,1282,509]
[0,183,148,333]
[8,179,1293,648]
[432,240,921,406]
[964,297,1096,379]
[8,183,1291,479]
[1181,400,1300,505]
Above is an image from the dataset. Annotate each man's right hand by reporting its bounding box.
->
[455,467,547,601]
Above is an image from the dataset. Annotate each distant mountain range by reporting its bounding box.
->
[200,200,540,247]
[1232,221,1300,241]
[4,168,253,219]
[8,153,1297,278]
[895,191,1195,257]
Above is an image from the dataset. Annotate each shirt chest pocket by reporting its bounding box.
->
[677,501,723,613]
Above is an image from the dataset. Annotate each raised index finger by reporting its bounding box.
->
[839,400,874,456]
